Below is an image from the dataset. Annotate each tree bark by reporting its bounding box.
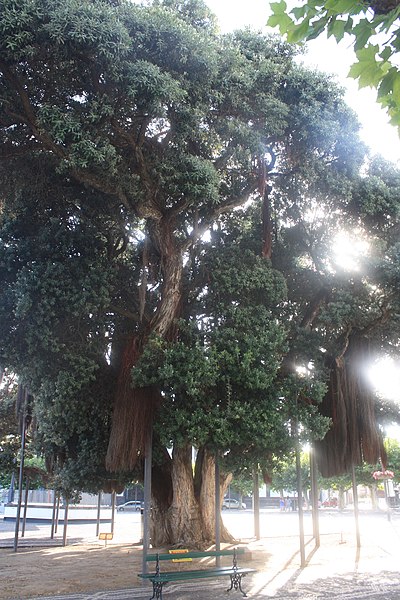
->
[369,1,399,15]
[106,221,184,471]
[262,186,273,259]
[369,484,379,510]
[150,445,235,548]
[338,487,345,511]
[151,444,205,547]
[196,447,235,544]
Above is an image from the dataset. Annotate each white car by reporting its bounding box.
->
[117,501,143,512]
[222,498,246,510]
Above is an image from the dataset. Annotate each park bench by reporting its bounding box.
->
[138,547,255,599]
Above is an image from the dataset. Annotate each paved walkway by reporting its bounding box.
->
[2,509,400,599]
[19,569,400,600]
[26,568,400,600]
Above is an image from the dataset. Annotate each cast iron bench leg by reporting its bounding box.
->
[150,581,165,600]
[227,572,247,597]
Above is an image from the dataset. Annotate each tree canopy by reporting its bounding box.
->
[267,1,400,128]
[1,0,400,545]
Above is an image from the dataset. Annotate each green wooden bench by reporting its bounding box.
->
[138,547,255,599]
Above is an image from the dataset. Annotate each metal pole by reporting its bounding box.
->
[142,430,153,575]
[295,439,305,568]
[55,493,60,534]
[310,448,320,548]
[21,477,30,537]
[8,471,16,504]
[111,491,116,535]
[253,468,260,540]
[96,492,101,537]
[62,499,69,547]
[351,465,361,547]
[50,491,57,539]
[13,397,27,553]
[215,450,221,567]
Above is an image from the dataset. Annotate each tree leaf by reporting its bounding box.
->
[324,0,359,14]
[292,6,308,20]
[380,47,393,62]
[378,68,398,98]
[353,19,374,51]
[392,70,400,103]
[348,45,387,89]
[267,12,294,34]
[327,18,347,42]
[269,0,288,15]
[287,19,311,43]
[343,15,354,33]
[305,15,330,40]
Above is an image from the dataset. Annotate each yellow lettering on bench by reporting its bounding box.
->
[168,549,192,563]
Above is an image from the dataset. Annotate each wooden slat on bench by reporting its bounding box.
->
[145,548,246,561]
[139,567,256,582]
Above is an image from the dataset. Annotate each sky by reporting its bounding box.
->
[205,0,400,163]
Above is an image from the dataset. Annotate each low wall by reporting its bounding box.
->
[4,503,112,522]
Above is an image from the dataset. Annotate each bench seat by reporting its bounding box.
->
[139,565,256,582]
[138,548,255,599]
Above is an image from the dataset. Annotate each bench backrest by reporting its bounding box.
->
[145,548,245,562]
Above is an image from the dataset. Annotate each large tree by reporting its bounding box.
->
[1,0,398,546]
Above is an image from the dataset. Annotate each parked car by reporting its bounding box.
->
[222,498,246,510]
[117,501,143,512]
[321,498,338,508]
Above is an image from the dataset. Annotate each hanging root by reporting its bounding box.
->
[105,336,161,471]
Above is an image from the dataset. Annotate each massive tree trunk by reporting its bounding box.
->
[105,219,238,547]
[195,447,234,544]
[105,335,162,471]
[106,220,184,472]
[151,444,205,548]
[150,444,235,548]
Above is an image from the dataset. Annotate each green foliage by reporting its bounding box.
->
[267,1,400,128]
[384,437,400,484]
[133,247,293,463]
[1,0,400,500]
[320,471,352,492]
[269,450,311,493]
[0,375,19,487]
[229,471,254,497]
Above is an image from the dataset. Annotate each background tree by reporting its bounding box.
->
[0,379,19,489]
[320,472,352,509]
[229,471,254,503]
[383,438,400,486]
[267,1,400,127]
[270,451,311,504]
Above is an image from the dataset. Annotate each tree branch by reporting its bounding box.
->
[182,181,259,251]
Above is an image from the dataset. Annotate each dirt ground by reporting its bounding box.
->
[1,542,154,599]
[0,541,270,600]
[2,509,399,600]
